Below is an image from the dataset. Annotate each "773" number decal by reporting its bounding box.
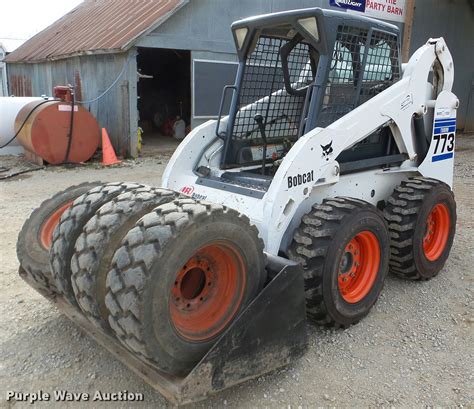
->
[433,133,455,155]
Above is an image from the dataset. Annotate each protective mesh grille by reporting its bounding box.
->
[318,26,400,127]
[232,36,314,141]
[360,29,400,103]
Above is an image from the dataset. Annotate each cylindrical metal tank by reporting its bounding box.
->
[14,99,100,165]
[0,97,44,155]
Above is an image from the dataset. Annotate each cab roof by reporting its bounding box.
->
[232,7,399,34]
[231,7,400,58]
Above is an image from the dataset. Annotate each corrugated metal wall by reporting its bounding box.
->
[6,52,134,156]
[139,0,337,52]
[0,46,7,97]
[409,0,474,131]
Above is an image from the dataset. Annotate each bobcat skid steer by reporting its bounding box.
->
[17,7,458,405]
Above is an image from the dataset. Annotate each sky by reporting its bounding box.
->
[0,0,83,51]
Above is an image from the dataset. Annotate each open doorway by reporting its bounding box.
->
[137,47,191,155]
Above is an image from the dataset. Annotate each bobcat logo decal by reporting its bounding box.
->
[321,141,334,161]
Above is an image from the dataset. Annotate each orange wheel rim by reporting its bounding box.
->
[338,231,380,304]
[39,201,73,249]
[423,203,450,261]
[169,242,246,342]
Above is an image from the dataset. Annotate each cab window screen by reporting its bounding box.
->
[318,26,400,127]
[232,36,315,143]
[359,30,400,104]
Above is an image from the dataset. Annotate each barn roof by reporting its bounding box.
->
[5,0,188,63]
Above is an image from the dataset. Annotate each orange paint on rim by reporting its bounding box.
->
[423,203,450,261]
[338,231,381,304]
[39,201,73,249]
[169,242,246,342]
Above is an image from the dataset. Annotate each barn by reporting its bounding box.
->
[4,0,474,157]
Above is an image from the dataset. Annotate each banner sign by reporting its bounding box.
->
[329,0,407,23]
[329,0,366,12]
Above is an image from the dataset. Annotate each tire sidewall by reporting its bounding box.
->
[412,186,456,279]
[18,183,100,271]
[51,183,142,303]
[322,210,390,326]
[28,201,72,263]
[88,191,177,324]
[142,214,264,372]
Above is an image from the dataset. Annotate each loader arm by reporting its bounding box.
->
[263,37,458,253]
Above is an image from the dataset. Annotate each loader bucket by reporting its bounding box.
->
[19,254,308,405]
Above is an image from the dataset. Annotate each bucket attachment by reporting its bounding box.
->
[19,255,307,405]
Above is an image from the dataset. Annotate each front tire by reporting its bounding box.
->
[384,177,456,280]
[105,199,267,375]
[288,197,390,327]
[71,187,179,330]
[16,182,102,295]
[50,182,144,306]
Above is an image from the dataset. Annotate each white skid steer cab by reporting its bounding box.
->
[17,7,458,405]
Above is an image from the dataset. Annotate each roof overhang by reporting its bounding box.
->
[5,0,189,64]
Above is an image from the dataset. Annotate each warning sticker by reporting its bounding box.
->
[58,105,79,112]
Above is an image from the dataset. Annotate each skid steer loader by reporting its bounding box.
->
[17,7,458,405]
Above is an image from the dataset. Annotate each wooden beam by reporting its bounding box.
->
[402,0,416,63]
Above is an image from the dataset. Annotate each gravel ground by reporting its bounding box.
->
[0,136,473,408]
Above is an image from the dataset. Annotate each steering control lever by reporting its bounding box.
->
[254,114,268,175]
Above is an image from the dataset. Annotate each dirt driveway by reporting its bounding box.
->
[1,137,473,408]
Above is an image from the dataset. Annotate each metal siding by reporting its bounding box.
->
[138,0,339,52]
[409,0,474,130]
[127,48,139,158]
[0,46,8,96]
[6,53,131,154]
[466,73,474,132]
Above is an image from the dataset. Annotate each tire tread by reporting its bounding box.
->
[288,198,377,328]
[71,187,178,329]
[383,177,454,280]
[105,199,265,372]
[17,182,102,295]
[50,182,144,305]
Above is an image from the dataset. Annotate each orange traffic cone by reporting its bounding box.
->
[101,128,121,166]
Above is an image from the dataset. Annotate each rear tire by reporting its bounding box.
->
[384,177,456,280]
[71,187,178,330]
[50,182,144,306]
[288,197,390,327]
[16,182,102,295]
[105,198,266,375]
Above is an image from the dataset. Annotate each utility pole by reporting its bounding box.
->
[402,0,416,62]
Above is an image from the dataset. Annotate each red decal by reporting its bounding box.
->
[180,186,195,196]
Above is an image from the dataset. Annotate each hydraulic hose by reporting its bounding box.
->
[0,99,56,149]
[63,89,76,164]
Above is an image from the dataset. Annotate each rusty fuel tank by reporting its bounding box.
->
[0,97,44,155]
[14,98,100,165]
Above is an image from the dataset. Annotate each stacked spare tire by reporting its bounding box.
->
[17,182,267,375]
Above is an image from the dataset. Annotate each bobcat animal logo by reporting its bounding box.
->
[321,141,334,161]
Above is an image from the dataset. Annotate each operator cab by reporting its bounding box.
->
[199,8,402,195]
